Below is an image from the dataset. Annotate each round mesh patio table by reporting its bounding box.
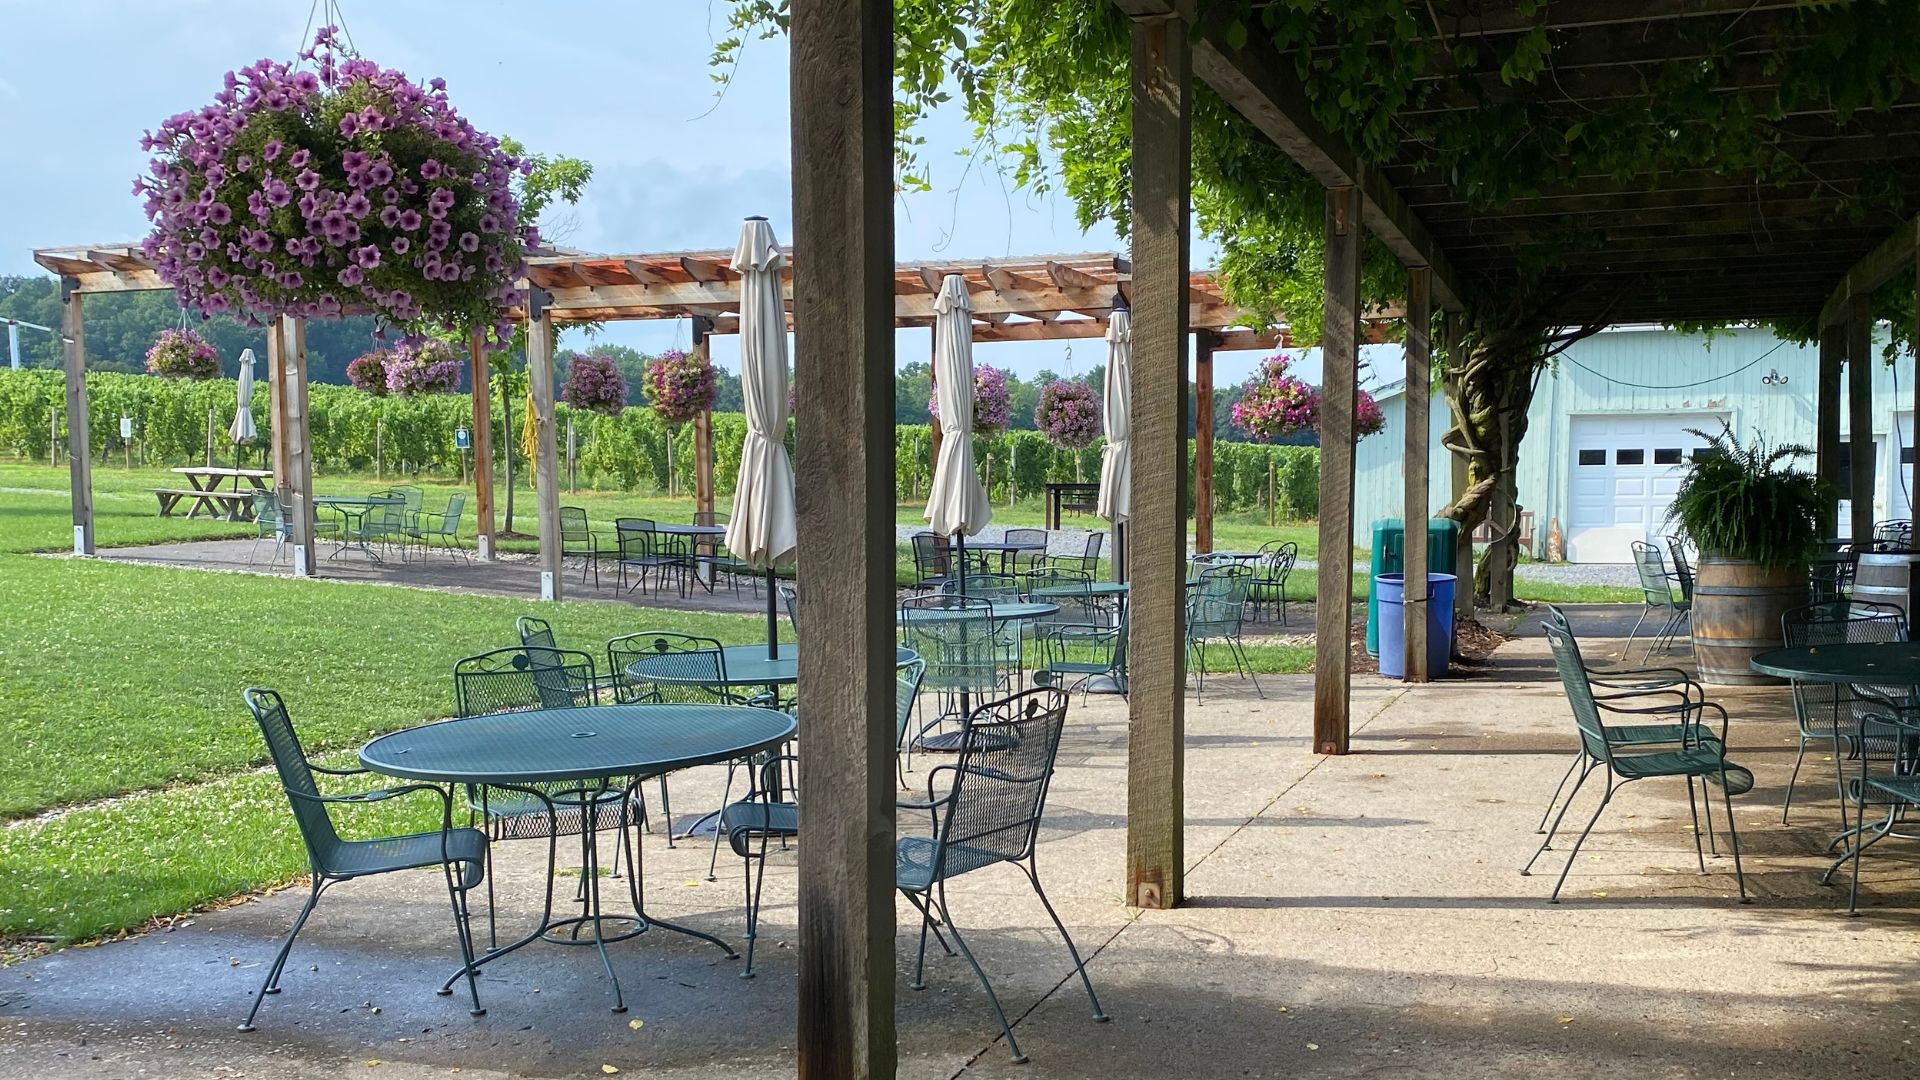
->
[359,703,794,1012]
[1029,581,1129,600]
[623,643,920,688]
[1749,642,1920,684]
[897,601,1058,624]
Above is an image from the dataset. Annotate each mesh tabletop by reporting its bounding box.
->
[359,704,795,785]
[649,524,728,536]
[623,644,920,687]
[1749,642,1920,685]
[1030,582,1129,599]
[898,602,1058,624]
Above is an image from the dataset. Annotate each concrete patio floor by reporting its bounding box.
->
[3,607,1917,1078]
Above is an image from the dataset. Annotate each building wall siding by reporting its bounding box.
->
[1352,326,1917,560]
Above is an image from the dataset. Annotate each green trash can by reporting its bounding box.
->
[1365,518,1462,656]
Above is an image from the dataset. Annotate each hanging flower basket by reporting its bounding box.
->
[929,363,1012,436]
[145,328,221,380]
[564,349,628,415]
[383,338,462,396]
[1232,353,1389,442]
[345,349,392,395]
[1035,378,1102,450]
[134,26,535,347]
[1355,389,1386,438]
[645,348,715,425]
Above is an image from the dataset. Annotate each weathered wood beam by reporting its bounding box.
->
[468,330,496,560]
[1126,10,1189,912]
[527,289,562,601]
[277,317,316,577]
[1316,185,1361,755]
[916,266,945,295]
[680,255,732,282]
[540,279,1125,320]
[791,0,898,1074]
[622,258,672,285]
[1047,260,1104,290]
[1112,1,1462,311]
[1848,295,1875,544]
[1403,267,1432,683]
[60,280,92,555]
[1194,330,1215,555]
[1821,216,1920,328]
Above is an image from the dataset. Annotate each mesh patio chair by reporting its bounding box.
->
[901,594,1005,746]
[943,575,1025,681]
[1035,605,1128,698]
[614,517,680,596]
[1837,699,1920,914]
[1040,531,1104,577]
[1248,540,1298,625]
[895,687,1107,1063]
[1524,618,1752,904]
[363,491,412,559]
[911,531,956,592]
[719,659,927,978]
[1624,540,1690,660]
[1532,605,1714,834]
[1664,536,1696,605]
[248,491,289,566]
[1873,519,1913,551]
[1187,565,1261,699]
[516,615,624,700]
[692,510,749,595]
[407,492,468,561]
[1003,527,1049,573]
[239,688,487,1031]
[1779,601,1910,828]
[778,582,799,631]
[559,506,603,587]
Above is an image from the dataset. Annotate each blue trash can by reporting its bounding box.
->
[1375,572,1456,679]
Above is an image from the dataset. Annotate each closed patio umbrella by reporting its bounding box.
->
[1096,309,1130,525]
[229,347,258,468]
[723,216,798,658]
[925,273,992,586]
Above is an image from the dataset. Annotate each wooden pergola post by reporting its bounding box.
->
[267,316,316,577]
[1817,320,1844,539]
[791,0,898,1075]
[1848,294,1875,543]
[1913,249,1920,613]
[1444,314,1472,623]
[1126,10,1190,911]
[59,279,93,555]
[692,316,717,523]
[468,330,496,560]
[527,290,562,601]
[1194,330,1215,554]
[1315,185,1361,756]
[1402,267,1432,682]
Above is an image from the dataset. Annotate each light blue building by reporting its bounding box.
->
[1355,325,1917,563]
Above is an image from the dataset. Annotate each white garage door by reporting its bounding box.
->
[1566,415,1718,563]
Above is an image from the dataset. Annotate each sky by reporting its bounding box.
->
[0,0,1383,387]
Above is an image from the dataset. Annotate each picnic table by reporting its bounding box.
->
[155,467,272,521]
[1044,482,1100,529]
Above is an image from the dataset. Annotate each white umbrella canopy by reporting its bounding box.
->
[724,218,798,656]
[228,347,258,446]
[925,274,992,538]
[1096,308,1131,524]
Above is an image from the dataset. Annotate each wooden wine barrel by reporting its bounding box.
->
[1852,552,1920,617]
[1692,556,1808,686]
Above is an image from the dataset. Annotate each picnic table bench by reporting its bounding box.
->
[1044,482,1101,529]
[156,467,273,521]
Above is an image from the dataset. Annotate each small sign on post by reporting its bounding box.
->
[454,427,471,450]
[119,416,133,440]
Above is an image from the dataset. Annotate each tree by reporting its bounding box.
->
[718,0,1920,609]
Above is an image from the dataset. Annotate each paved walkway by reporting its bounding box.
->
[3,609,1915,1078]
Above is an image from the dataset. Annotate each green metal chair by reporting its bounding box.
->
[896,687,1107,1062]
[777,582,799,631]
[361,491,412,558]
[1035,606,1128,699]
[1248,540,1297,625]
[1779,600,1909,828]
[1003,527,1050,573]
[1625,540,1690,660]
[1038,531,1103,577]
[1532,606,1713,834]
[910,532,957,592]
[559,506,603,587]
[1837,700,1920,914]
[901,594,1005,747]
[1524,617,1752,904]
[239,688,487,1031]
[407,492,468,561]
[1186,566,1261,699]
[719,658,927,978]
[247,492,339,566]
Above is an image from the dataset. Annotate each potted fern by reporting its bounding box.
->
[1666,423,1828,684]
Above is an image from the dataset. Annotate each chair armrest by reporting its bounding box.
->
[306,760,369,777]
[1592,689,1699,716]
[1588,666,1697,690]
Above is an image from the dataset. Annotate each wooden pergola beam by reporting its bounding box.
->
[1820,215,1920,327]
[622,258,671,285]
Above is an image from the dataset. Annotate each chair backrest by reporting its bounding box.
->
[1631,541,1675,608]
[559,505,590,540]
[1070,531,1106,571]
[1189,566,1251,636]
[911,532,951,580]
[367,491,408,532]
[609,632,728,704]
[393,485,424,514]
[1664,536,1695,601]
[900,594,1002,695]
[1022,566,1096,627]
[614,517,658,558]
[1257,540,1298,580]
[927,688,1070,881]
[434,492,465,534]
[1005,528,1047,549]
[517,615,558,652]
[253,491,287,537]
[1874,519,1912,550]
[1809,556,1856,603]
[1541,616,1614,763]
[244,688,343,871]
[693,510,719,528]
[895,657,928,749]
[945,573,1021,604]
[778,583,800,630]
[1781,600,1910,726]
[454,646,596,716]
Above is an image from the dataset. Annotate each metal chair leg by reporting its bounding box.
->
[1719,771,1750,904]
[443,865,486,1017]
[1548,777,1619,903]
[1782,737,1808,824]
[1523,760,1597,875]
[1019,862,1108,1023]
[1684,776,1707,873]
[1620,607,1650,660]
[1537,750,1585,833]
[238,880,323,1031]
[934,884,1026,1064]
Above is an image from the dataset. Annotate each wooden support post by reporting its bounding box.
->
[1403,266,1432,682]
[59,280,92,555]
[1848,295,1875,543]
[274,317,315,576]
[692,316,717,522]
[1315,185,1361,756]
[268,318,289,510]
[1913,250,1920,614]
[1817,320,1843,540]
[1194,330,1215,554]
[528,292,562,601]
[1445,314,1472,625]
[1126,12,1189,911]
[469,330,496,560]
[792,1,898,1075]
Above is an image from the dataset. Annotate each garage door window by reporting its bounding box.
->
[1578,449,1605,466]
[1653,447,1683,465]
[1616,448,1645,465]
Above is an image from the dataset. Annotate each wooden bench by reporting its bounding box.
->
[155,488,257,521]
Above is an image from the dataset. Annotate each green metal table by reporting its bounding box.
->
[1750,642,1920,684]
[898,601,1058,625]
[315,495,386,561]
[359,703,795,1012]
[623,643,920,689]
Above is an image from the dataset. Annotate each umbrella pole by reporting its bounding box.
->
[767,566,779,659]
[955,530,970,717]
